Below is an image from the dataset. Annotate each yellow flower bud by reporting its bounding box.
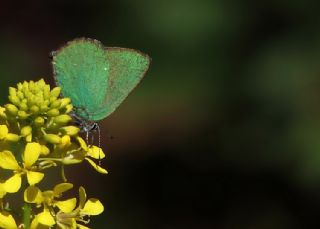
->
[30,105,40,114]
[26,134,32,142]
[43,100,50,106]
[27,95,36,107]
[18,111,29,119]
[21,126,32,137]
[54,115,72,125]
[5,133,20,142]
[38,79,45,88]
[43,87,50,100]
[65,104,73,113]
[0,125,8,140]
[8,95,20,106]
[40,145,50,156]
[34,116,45,126]
[50,100,61,108]
[59,135,71,148]
[9,87,17,96]
[60,98,71,108]
[0,107,6,119]
[26,91,34,100]
[22,81,29,91]
[60,126,80,136]
[19,102,28,111]
[5,104,18,116]
[34,97,42,107]
[51,87,61,98]
[44,134,61,144]
[40,104,48,112]
[47,109,60,117]
[29,80,35,91]
[17,90,25,100]
[17,82,23,90]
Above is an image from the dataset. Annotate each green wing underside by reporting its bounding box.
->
[53,39,150,121]
[90,47,150,120]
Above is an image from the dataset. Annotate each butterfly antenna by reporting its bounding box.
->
[86,130,89,144]
[96,123,102,163]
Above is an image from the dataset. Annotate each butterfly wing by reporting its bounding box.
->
[52,38,109,119]
[88,47,151,120]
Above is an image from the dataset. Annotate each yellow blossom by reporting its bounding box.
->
[0,79,108,227]
[0,142,44,193]
[62,137,108,174]
[56,187,104,228]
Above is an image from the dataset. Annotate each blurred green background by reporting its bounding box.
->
[2,0,320,228]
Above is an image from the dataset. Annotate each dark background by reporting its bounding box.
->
[2,0,320,228]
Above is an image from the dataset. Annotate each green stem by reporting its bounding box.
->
[61,164,67,182]
[22,203,31,229]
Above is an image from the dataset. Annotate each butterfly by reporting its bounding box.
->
[51,38,151,142]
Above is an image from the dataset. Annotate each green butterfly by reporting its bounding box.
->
[51,38,151,135]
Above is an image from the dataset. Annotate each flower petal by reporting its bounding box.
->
[79,186,87,209]
[81,198,104,216]
[87,146,105,159]
[53,183,73,197]
[0,151,20,170]
[0,211,18,229]
[37,209,56,226]
[30,216,40,229]
[55,198,77,213]
[24,186,43,204]
[27,171,44,185]
[0,182,6,198]
[5,174,21,193]
[59,135,71,148]
[77,137,88,151]
[24,142,41,168]
[84,158,108,174]
[77,224,90,229]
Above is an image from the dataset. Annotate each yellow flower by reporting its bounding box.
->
[62,137,108,174]
[24,183,75,208]
[55,186,104,229]
[0,211,18,229]
[0,79,108,228]
[25,183,76,228]
[27,186,103,229]
[0,142,44,193]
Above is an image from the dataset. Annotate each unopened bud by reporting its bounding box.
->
[60,126,80,136]
[50,87,61,98]
[18,111,29,119]
[44,134,61,144]
[5,104,18,116]
[54,115,72,125]
[21,126,32,137]
[34,116,45,126]
[47,109,60,117]
[5,133,20,142]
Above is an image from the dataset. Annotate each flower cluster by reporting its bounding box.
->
[0,79,107,228]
